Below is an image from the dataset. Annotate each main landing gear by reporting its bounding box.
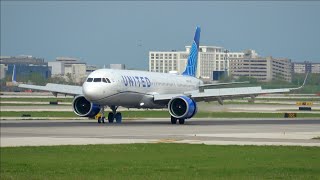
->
[170,116,185,125]
[97,105,122,124]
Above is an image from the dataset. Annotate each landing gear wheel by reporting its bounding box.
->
[115,112,122,123]
[108,112,114,123]
[171,116,177,124]
[98,106,105,124]
[101,117,105,123]
[178,119,185,124]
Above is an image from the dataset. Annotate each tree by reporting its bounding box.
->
[48,76,68,84]
[238,76,258,84]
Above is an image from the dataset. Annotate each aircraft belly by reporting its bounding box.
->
[101,92,143,107]
[95,92,165,109]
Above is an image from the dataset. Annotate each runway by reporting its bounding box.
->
[1,119,320,147]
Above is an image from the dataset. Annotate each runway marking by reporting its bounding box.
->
[153,139,180,143]
[188,132,320,140]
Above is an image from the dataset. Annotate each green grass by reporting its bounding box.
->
[0,111,77,118]
[0,103,70,106]
[1,111,320,118]
[1,144,320,179]
[255,98,320,101]
[0,97,73,102]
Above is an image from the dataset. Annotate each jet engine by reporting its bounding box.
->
[168,96,197,119]
[72,95,100,117]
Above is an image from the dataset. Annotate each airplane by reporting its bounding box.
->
[18,26,307,124]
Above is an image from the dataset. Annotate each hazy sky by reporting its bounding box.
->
[1,1,320,69]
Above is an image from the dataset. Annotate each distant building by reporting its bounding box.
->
[48,57,87,83]
[312,63,320,73]
[0,55,51,82]
[149,46,245,80]
[48,61,65,76]
[229,55,292,82]
[110,64,125,70]
[86,65,98,75]
[7,64,51,80]
[293,61,320,74]
[0,55,45,65]
[0,64,7,79]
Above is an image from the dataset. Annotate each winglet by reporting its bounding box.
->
[12,64,17,84]
[290,72,309,91]
[182,26,201,77]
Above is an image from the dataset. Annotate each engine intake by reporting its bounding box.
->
[168,96,197,119]
[72,95,100,117]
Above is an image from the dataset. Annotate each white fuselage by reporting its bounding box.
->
[82,69,203,108]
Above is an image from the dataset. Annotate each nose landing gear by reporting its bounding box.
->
[170,116,185,124]
[97,106,105,123]
[98,105,122,124]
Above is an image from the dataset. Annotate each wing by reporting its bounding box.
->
[18,83,82,96]
[199,81,249,92]
[154,73,309,104]
[154,86,289,103]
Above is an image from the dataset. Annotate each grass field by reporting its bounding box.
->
[0,103,70,106]
[1,111,320,118]
[0,97,73,102]
[1,144,319,179]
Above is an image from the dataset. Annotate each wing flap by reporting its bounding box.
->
[199,81,249,90]
[18,83,82,96]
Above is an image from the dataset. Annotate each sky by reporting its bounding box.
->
[1,1,320,69]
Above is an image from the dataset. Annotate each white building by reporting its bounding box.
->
[229,56,292,82]
[48,61,65,76]
[0,64,7,79]
[48,57,87,83]
[149,46,245,79]
[293,61,320,74]
[110,64,125,70]
[293,63,306,73]
[86,65,98,76]
[312,63,320,73]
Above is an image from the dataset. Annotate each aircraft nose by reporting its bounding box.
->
[82,83,99,101]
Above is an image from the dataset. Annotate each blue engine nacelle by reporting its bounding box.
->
[168,96,197,119]
[72,95,100,117]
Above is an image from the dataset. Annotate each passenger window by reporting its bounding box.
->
[93,78,101,82]
[87,78,93,82]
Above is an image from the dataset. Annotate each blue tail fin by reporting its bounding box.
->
[12,64,17,83]
[182,26,201,77]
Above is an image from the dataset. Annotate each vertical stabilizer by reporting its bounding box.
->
[182,26,201,77]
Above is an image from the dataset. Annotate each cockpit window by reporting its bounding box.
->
[102,78,111,83]
[87,78,93,82]
[93,78,102,82]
